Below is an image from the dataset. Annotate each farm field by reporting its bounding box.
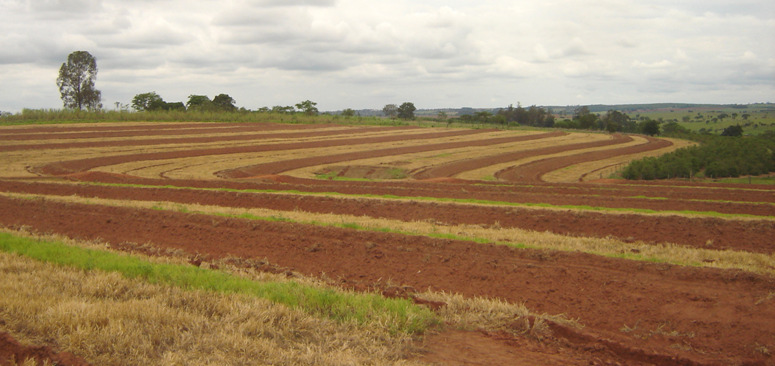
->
[0,121,774,365]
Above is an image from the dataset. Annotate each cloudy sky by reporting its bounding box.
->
[1,0,773,112]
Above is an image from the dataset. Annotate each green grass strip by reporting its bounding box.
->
[0,232,437,334]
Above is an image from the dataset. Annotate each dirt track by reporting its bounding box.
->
[2,122,774,365]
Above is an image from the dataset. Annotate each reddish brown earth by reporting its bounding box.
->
[217,130,566,178]
[2,122,775,365]
[0,125,415,152]
[0,195,773,365]
[412,133,633,179]
[0,179,772,253]
[497,136,673,182]
[33,128,491,176]
[0,332,89,366]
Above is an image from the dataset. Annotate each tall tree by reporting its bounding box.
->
[295,100,319,115]
[56,51,102,110]
[383,104,398,119]
[131,92,165,111]
[397,102,416,120]
[186,95,212,111]
[212,93,237,112]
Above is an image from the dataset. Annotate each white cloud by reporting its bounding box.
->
[0,0,773,112]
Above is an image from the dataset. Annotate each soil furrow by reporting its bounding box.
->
[217,131,565,178]
[497,136,673,182]
[33,128,492,176]
[411,133,632,180]
[1,179,773,253]
[0,196,772,365]
[0,126,413,152]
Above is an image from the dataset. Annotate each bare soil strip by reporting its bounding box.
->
[1,196,772,365]
[217,131,565,178]
[48,171,775,215]
[411,133,632,180]
[497,136,673,182]
[0,125,413,152]
[33,128,493,176]
[1,180,772,253]
[0,122,338,140]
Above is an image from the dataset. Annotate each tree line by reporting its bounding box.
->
[445,104,665,136]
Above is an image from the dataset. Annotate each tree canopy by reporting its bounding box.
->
[295,100,319,115]
[397,102,416,120]
[213,94,237,112]
[382,104,398,119]
[132,92,165,111]
[721,125,744,137]
[56,51,102,110]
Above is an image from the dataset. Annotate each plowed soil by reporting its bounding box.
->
[1,122,774,365]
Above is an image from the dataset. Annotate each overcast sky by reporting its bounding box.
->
[1,0,773,113]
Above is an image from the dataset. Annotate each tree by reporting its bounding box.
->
[56,51,102,110]
[341,108,355,118]
[212,93,237,112]
[573,106,598,129]
[397,102,416,120]
[186,95,212,111]
[382,104,398,119]
[132,92,165,111]
[721,125,743,137]
[295,100,318,115]
[639,119,661,136]
[662,121,690,135]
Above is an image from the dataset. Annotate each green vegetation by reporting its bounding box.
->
[56,51,102,110]
[0,232,437,334]
[622,132,775,180]
[0,108,388,125]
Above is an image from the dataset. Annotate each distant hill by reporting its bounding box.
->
[329,103,774,117]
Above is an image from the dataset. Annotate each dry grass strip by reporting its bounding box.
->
[0,128,447,179]
[284,131,585,180]
[103,130,536,180]
[453,133,613,180]
[0,125,355,146]
[5,192,772,277]
[0,250,422,366]
[553,137,697,183]
[0,228,577,365]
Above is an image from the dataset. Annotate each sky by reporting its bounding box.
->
[1,0,773,113]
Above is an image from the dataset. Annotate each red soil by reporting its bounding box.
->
[0,122,340,140]
[0,195,773,365]
[34,128,491,176]
[3,122,775,365]
[497,136,673,182]
[217,131,566,178]
[412,133,631,180]
[0,125,415,152]
[1,179,772,253]
[0,332,89,366]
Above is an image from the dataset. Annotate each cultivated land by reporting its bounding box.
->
[0,121,773,365]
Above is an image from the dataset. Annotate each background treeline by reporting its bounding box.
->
[621,132,775,180]
[447,105,664,135]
